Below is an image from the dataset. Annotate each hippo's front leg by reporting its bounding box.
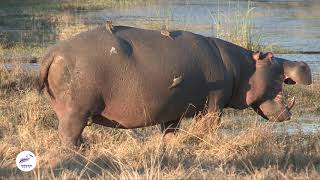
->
[196,91,223,133]
[160,120,181,142]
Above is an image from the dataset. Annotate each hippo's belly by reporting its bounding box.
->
[97,71,208,128]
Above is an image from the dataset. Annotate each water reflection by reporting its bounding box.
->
[1,0,319,52]
[252,0,320,51]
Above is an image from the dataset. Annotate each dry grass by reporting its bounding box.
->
[0,64,319,179]
[212,5,254,49]
[284,81,320,114]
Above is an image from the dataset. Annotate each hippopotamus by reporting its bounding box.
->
[38,24,312,146]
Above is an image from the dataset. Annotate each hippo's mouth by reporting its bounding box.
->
[284,77,297,85]
[274,91,295,111]
[273,91,295,121]
[252,91,296,122]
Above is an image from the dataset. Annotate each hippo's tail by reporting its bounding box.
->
[38,52,55,97]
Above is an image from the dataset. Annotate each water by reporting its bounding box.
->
[57,1,320,76]
[1,63,39,72]
[225,113,320,135]
[86,0,320,76]
[1,1,319,50]
[85,0,320,51]
[2,1,319,76]
[274,113,320,135]
[1,0,319,52]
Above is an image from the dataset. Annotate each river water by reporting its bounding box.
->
[91,0,320,51]
[85,0,320,77]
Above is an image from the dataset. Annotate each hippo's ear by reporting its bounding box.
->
[252,51,260,62]
[265,52,273,60]
[282,61,312,85]
[259,52,273,61]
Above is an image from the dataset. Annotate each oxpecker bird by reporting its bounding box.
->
[169,75,183,89]
[161,25,173,40]
[106,20,114,34]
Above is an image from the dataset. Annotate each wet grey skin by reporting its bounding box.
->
[38,25,312,147]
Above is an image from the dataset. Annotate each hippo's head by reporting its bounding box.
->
[247,51,312,121]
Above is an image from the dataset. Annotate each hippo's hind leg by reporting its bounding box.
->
[52,100,89,147]
[160,120,181,142]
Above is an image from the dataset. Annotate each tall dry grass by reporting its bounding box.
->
[0,64,319,179]
[211,2,295,53]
